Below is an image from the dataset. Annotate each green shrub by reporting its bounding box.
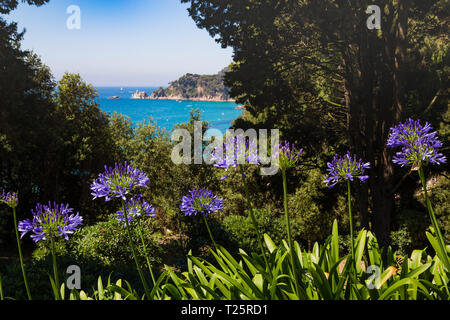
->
[69,214,163,269]
[32,238,69,261]
[428,175,450,242]
[223,208,301,253]
[392,209,431,254]
[0,254,144,300]
[287,168,347,249]
[390,225,413,257]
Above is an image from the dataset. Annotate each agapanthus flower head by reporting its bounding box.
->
[18,202,83,242]
[0,189,18,208]
[211,134,261,180]
[387,118,447,167]
[91,162,149,202]
[274,141,304,170]
[180,188,224,217]
[116,194,156,225]
[324,151,371,188]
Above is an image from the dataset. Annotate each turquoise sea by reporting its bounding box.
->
[96,87,242,133]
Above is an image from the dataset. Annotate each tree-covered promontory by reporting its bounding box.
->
[149,68,233,101]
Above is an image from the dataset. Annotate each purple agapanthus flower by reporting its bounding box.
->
[387,118,447,167]
[91,162,149,202]
[211,135,261,180]
[324,152,371,188]
[274,141,304,170]
[18,202,83,242]
[0,189,18,208]
[116,194,156,224]
[180,188,224,217]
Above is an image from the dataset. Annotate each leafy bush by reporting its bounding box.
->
[390,225,413,257]
[69,214,163,269]
[32,238,69,261]
[0,255,144,300]
[223,208,301,253]
[285,169,349,249]
[391,175,450,255]
[428,175,450,242]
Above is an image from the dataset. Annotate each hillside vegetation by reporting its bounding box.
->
[150,68,232,101]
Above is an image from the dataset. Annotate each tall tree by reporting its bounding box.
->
[0,18,55,209]
[0,0,48,14]
[0,0,55,243]
[50,73,116,224]
[1,0,116,238]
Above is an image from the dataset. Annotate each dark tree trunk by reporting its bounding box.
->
[370,0,408,249]
[343,1,409,247]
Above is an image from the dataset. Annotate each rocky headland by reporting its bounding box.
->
[130,68,234,102]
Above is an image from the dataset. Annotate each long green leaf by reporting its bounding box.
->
[331,220,339,266]
[49,275,59,300]
[0,274,3,300]
[107,284,137,300]
[97,276,104,300]
[355,230,367,274]
[163,283,183,300]
[189,256,231,299]
[310,264,333,300]
[150,271,168,300]
[379,278,429,300]
[114,279,122,300]
[264,233,277,253]
[405,263,431,279]
[367,232,382,267]
[426,232,449,271]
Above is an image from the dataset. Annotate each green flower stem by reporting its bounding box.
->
[136,221,157,285]
[12,207,32,300]
[240,168,269,268]
[418,166,450,270]
[347,180,356,276]
[0,273,3,300]
[50,237,60,300]
[202,214,218,250]
[122,201,151,299]
[281,168,300,298]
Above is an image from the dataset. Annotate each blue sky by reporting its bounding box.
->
[6,0,234,86]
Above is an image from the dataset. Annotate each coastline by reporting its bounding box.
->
[132,96,236,103]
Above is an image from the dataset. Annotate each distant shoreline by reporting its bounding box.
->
[141,97,236,103]
[101,95,237,103]
[129,90,236,102]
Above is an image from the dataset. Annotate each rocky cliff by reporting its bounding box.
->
[131,90,149,99]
